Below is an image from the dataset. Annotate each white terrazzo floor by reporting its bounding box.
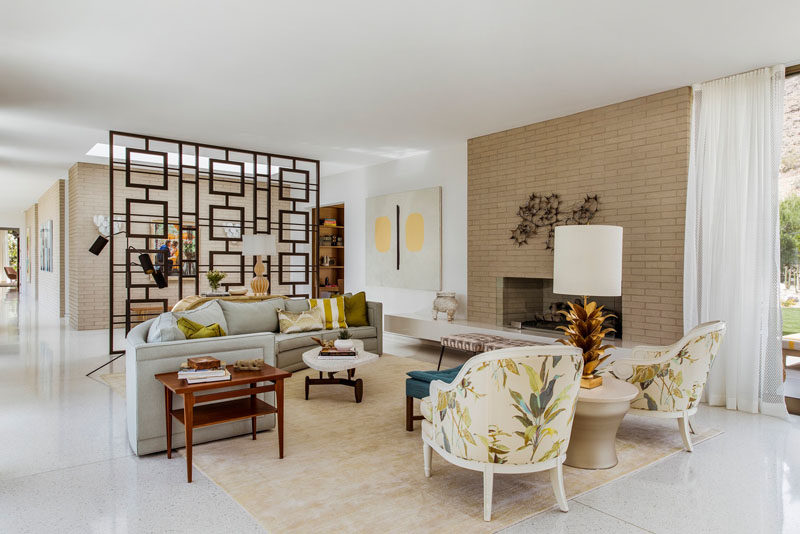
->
[0,289,798,533]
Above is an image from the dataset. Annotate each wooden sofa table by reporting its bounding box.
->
[155,364,292,482]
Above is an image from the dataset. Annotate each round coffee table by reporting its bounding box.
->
[564,376,638,469]
[302,339,379,403]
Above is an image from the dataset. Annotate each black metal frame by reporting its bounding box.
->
[107,130,320,354]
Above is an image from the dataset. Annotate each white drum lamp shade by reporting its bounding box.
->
[241,234,277,257]
[553,225,623,297]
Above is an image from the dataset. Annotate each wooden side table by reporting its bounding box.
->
[155,364,291,482]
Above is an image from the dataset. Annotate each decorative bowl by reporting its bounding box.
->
[229,287,248,296]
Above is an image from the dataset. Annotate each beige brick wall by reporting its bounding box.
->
[69,163,110,330]
[37,180,66,316]
[467,87,691,345]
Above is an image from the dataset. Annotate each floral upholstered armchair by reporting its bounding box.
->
[609,320,726,452]
[419,345,583,521]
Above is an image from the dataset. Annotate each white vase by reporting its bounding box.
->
[432,292,458,322]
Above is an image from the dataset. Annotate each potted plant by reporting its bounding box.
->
[206,269,226,292]
[334,329,354,350]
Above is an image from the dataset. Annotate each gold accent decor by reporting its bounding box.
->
[580,375,603,389]
[556,295,616,389]
[251,255,270,295]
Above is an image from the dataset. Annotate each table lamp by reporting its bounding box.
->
[242,234,276,295]
[553,225,623,388]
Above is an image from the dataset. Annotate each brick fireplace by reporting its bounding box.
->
[467,87,691,345]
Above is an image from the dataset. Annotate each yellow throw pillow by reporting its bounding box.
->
[344,291,369,327]
[177,317,227,339]
[278,308,325,334]
[308,296,347,329]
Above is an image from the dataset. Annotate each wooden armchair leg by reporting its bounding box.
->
[423,442,432,477]
[550,461,568,512]
[678,413,693,452]
[406,396,414,431]
[483,465,494,521]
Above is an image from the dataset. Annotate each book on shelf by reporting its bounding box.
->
[185,370,232,384]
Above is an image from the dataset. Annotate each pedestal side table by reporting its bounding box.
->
[564,376,638,469]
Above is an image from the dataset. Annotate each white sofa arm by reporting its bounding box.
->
[125,321,277,455]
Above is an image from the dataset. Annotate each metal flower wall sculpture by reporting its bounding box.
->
[510,193,599,250]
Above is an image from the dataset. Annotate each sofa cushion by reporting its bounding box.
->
[146,300,228,343]
[278,308,324,334]
[219,298,285,334]
[346,325,377,340]
[275,330,327,352]
[284,298,310,313]
[344,291,369,327]
[175,300,228,334]
[308,296,347,329]
[146,312,184,343]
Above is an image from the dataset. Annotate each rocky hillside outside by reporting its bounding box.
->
[780,74,800,200]
[779,73,800,335]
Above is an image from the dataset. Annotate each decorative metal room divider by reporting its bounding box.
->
[108,131,319,353]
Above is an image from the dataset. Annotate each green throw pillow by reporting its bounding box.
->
[177,317,227,339]
[344,291,369,327]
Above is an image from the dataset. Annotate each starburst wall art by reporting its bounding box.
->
[510,193,599,250]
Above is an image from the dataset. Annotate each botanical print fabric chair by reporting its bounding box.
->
[419,345,583,521]
[609,320,726,452]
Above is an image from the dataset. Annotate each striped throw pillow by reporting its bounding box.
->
[308,296,347,329]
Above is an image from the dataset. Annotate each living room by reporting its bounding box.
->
[1,2,800,533]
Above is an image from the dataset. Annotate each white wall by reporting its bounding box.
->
[320,143,468,318]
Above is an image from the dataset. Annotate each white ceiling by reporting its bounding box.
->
[2,0,800,219]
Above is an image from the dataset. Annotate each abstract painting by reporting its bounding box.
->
[39,220,52,272]
[365,187,441,290]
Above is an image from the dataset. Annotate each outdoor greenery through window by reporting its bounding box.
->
[780,73,800,335]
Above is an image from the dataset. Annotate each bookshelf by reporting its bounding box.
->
[313,203,345,297]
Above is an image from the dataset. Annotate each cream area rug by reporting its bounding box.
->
[100,355,720,533]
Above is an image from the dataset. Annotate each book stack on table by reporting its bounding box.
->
[178,356,231,384]
[318,348,358,360]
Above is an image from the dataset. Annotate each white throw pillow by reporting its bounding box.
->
[146,300,229,343]
[175,300,229,334]
[146,312,184,343]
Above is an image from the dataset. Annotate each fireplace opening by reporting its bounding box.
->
[497,277,622,339]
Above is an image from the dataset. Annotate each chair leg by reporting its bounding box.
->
[688,417,696,435]
[423,442,432,477]
[406,396,414,431]
[678,413,693,452]
[437,345,445,371]
[483,465,494,521]
[549,461,569,512]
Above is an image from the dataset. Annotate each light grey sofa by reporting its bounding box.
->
[125,299,382,456]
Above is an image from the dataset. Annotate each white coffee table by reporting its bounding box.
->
[564,376,638,469]
[302,339,379,403]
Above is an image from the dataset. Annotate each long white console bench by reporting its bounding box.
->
[384,312,634,359]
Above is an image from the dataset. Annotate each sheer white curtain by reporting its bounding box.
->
[684,65,787,418]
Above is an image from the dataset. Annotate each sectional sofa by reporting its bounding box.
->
[125,296,383,455]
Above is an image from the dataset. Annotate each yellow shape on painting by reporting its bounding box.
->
[405,213,424,252]
[374,216,391,252]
